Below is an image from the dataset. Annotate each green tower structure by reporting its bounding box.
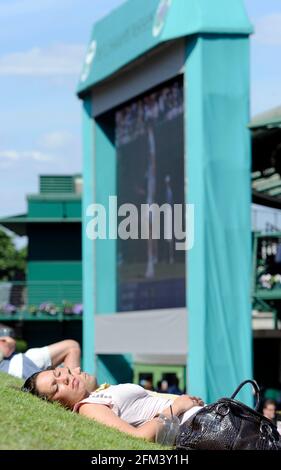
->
[0,175,82,347]
[78,0,253,404]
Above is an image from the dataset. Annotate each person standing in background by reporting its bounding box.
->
[263,399,277,423]
[145,126,158,279]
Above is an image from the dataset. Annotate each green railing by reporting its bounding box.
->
[252,231,281,329]
[0,281,82,321]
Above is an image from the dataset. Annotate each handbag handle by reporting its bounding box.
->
[230,379,261,411]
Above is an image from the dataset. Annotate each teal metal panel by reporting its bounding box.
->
[28,261,82,281]
[94,115,129,385]
[65,200,82,218]
[95,118,117,315]
[28,199,81,219]
[84,106,130,384]
[186,35,252,405]
[28,200,63,218]
[77,0,252,95]
[96,355,133,385]
[164,0,252,40]
[82,98,96,374]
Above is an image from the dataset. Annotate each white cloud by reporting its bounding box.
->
[25,151,53,161]
[0,43,85,76]
[39,131,74,150]
[253,13,281,45]
[0,149,53,162]
[0,150,19,160]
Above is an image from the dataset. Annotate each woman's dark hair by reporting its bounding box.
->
[21,367,54,400]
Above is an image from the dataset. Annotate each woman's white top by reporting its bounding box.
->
[73,383,202,427]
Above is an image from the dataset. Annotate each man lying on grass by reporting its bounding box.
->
[22,366,203,442]
[0,323,83,380]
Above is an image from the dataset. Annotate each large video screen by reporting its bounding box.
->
[116,76,186,311]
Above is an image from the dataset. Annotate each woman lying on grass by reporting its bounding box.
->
[22,366,204,442]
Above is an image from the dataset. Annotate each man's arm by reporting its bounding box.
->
[47,340,81,369]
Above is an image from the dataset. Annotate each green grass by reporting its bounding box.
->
[0,372,164,450]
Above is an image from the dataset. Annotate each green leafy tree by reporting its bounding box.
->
[0,229,27,281]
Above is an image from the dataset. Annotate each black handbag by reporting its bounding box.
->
[176,380,281,450]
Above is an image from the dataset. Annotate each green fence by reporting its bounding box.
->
[0,281,82,320]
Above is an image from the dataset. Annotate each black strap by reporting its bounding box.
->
[230,380,261,411]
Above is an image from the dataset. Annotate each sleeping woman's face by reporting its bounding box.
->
[34,367,89,408]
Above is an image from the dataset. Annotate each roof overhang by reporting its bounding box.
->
[252,190,281,210]
[77,0,252,97]
[250,105,281,130]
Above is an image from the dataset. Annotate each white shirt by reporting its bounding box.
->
[73,383,202,427]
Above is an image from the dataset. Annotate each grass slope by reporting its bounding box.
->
[0,372,163,450]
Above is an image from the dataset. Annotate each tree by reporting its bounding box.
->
[0,229,27,281]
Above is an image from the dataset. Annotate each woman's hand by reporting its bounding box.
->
[170,394,204,416]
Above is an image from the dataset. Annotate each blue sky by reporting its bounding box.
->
[0,0,281,221]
